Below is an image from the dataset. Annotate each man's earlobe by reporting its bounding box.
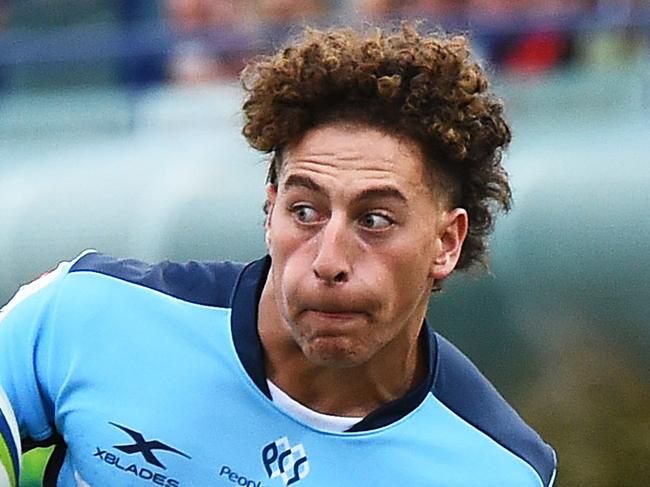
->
[430,208,468,280]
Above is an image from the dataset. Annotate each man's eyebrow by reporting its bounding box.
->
[283,174,408,203]
[354,186,408,204]
[282,174,326,194]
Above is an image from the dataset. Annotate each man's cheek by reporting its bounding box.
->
[284,254,312,284]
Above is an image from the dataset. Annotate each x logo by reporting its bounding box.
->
[109,422,191,469]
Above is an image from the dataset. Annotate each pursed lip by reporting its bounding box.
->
[308,309,364,320]
[305,308,367,320]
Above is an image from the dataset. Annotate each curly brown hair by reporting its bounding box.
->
[241,22,512,272]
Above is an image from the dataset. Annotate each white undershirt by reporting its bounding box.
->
[267,380,363,433]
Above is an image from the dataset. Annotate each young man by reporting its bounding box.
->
[0,23,556,486]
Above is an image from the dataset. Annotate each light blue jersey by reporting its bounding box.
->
[0,252,556,486]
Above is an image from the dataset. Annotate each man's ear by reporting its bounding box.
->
[430,208,468,280]
[265,184,278,249]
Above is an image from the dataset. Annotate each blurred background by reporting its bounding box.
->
[0,1,649,486]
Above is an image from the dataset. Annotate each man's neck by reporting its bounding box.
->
[257,278,428,418]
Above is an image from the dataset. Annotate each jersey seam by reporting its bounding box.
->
[65,270,233,310]
[429,392,546,487]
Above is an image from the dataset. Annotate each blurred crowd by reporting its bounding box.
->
[163,0,650,82]
[0,0,649,85]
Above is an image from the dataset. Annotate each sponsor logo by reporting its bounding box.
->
[93,422,191,487]
[218,465,265,487]
[261,437,310,486]
[94,448,180,486]
[109,422,191,469]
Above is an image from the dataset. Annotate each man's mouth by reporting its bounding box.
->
[310,309,361,319]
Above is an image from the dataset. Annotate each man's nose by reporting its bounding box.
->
[312,216,351,285]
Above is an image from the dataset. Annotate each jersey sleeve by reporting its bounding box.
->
[0,254,90,446]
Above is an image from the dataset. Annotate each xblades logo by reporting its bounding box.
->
[261,437,310,486]
[93,422,191,487]
[109,422,191,469]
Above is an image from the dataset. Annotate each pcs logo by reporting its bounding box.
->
[93,422,191,487]
[261,437,310,486]
[218,436,310,486]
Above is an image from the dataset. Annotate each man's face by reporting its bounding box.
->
[265,123,466,368]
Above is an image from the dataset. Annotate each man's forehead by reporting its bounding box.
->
[285,122,421,162]
[282,126,423,173]
[274,123,456,206]
[277,157,441,207]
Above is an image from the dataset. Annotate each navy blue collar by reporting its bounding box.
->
[230,255,437,431]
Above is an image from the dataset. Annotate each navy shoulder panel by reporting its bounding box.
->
[432,333,556,486]
[69,252,244,308]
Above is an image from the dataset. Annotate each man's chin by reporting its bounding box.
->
[300,338,371,369]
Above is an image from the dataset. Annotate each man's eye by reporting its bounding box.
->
[292,205,320,223]
[359,213,393,230]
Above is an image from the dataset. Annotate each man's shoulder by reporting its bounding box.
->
[68,251,245,308]
[431,333,556,486]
